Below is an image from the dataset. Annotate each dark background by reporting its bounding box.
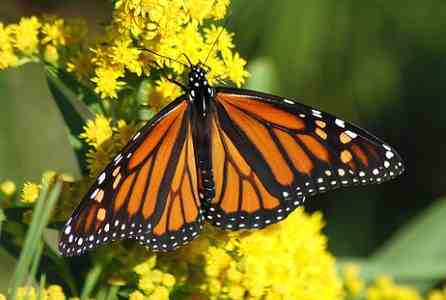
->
[0,0,445,260]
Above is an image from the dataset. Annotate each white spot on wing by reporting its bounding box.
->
[90,188,99,199]
[283,99,294,104]
[386,151,394,159]
[98,172,106,185]
[64,226,71,235]
[311,109,322,118]
[132,131,141,141]
[345,130,358,139]
[335,119,345,128]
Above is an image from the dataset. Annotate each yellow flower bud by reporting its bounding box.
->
[44,44,59,64]
[0,179,16,196]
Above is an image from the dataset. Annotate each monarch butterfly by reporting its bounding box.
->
[59,62,404,256]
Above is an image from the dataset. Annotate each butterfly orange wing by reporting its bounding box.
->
[59,97,202,256]
[205,88,404,229]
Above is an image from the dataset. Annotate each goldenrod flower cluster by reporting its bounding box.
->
[130,256,177,300]
[339,265,446,300]
[0,285,66,300]
[365,276,422,300]
[87,0,247,101]
[342,263,365,297]
[191,208,343,300]
[80,115,137,177]
[0,16,87,69]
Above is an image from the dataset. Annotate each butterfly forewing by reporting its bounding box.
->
[203,88,404,230]
[59,96,203,256]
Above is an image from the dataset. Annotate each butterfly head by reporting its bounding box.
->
[188,65,207,85]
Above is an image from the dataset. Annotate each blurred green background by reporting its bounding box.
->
[0,0,445,288]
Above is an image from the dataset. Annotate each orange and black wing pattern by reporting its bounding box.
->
[205,87,404,229]
[59,97,202,256]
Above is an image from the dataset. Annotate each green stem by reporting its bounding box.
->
[80,262,105,300]
[9,182,61,299]
[105,286,120,300]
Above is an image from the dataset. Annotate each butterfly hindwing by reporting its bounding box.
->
[59,97,203,256]
[204,87,404,230]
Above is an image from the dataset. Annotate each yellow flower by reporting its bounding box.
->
[0,179,16,196]
[0,49,19,69]
[115,120,137,147]
[187,0,214,23]
[149,78,182,108]
[80,115,113,147]
[147,286,169,300]
[129,290,146,300]
[227,285,245,299]
[427,288,446,300]
[161,274,176,288]
[91,66,126,99]
[175,21,205,65]
[17,286,36,300]
[110,39,142,75]
[84,147,113,177]
[0,23,14,50]
[204,25,234,56]
[210,0,230,20]
[21,182,41,203]
[12,16,41,54]
[45,284,66,300]
[365,276,422,300]
[223,51,249,87]
[44,44,59,64]
[134,256,157,275]
[198,208,342,300]
[139,274,156,294]
[42,19,66,46]
[0,293,6,300]
[204,246,232,277]
[342,263,365,296]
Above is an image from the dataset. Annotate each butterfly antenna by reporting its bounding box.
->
[203,12,232,65]
[147,59,187,90]
[139,48,189,68]
[182,53,193,67]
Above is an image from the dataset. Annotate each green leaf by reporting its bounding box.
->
[0,208,5,237]
[338,196,446,292]
[372,196,446,263]
[81,262,106,300]
[245,58,279,94]
[9,181,62,299]
[45,67,94,172]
